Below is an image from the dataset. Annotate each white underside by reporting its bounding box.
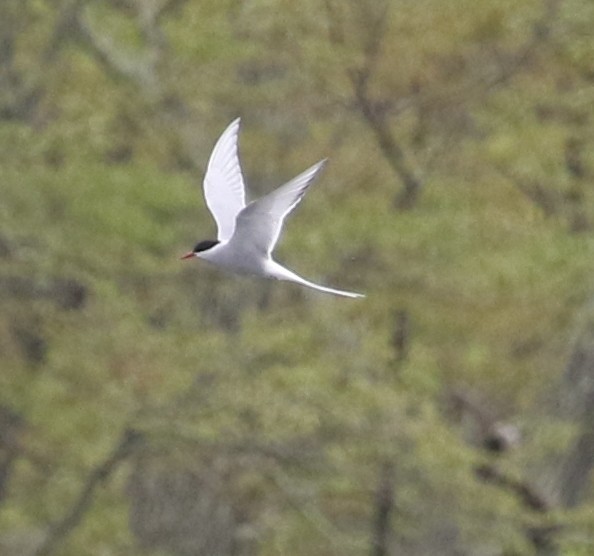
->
[198,242,364,299]
[195,122,364,299]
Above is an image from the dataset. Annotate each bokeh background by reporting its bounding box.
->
[1,1,594,555]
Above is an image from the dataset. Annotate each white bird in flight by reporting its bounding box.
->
[181,118,364,299]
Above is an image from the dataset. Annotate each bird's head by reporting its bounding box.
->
[180,239,219,260]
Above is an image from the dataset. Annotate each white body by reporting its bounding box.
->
[187,118,364,299]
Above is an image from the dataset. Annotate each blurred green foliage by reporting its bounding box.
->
[1,0,593,555]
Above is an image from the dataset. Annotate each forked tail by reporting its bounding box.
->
[267,261,365,299]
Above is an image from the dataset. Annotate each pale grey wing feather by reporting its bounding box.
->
[203,118,246,241]
[231,160,327,255]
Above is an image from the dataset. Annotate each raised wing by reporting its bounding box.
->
[231,160,327,255]
[203,118,246,241]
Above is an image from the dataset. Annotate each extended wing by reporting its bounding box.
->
[231,160,327,255]
[203,118,246,241]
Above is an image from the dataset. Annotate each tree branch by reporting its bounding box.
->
[33,429,142,556]
[74,8,160,94]
[340,0,423,210]
[370,461,395,556]
[475,464,551,512]
[334,0,562,211]
[350,71,423,210]
[475,464,560,553]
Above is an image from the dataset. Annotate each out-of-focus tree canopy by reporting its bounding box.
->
[1,0,593,555]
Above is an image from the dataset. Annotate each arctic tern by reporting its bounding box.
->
[181,118,364,299]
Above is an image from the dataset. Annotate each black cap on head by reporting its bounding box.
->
[193,239,219,253]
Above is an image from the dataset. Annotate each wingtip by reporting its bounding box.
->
[222,117,241,136]
[308,158,328,175]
